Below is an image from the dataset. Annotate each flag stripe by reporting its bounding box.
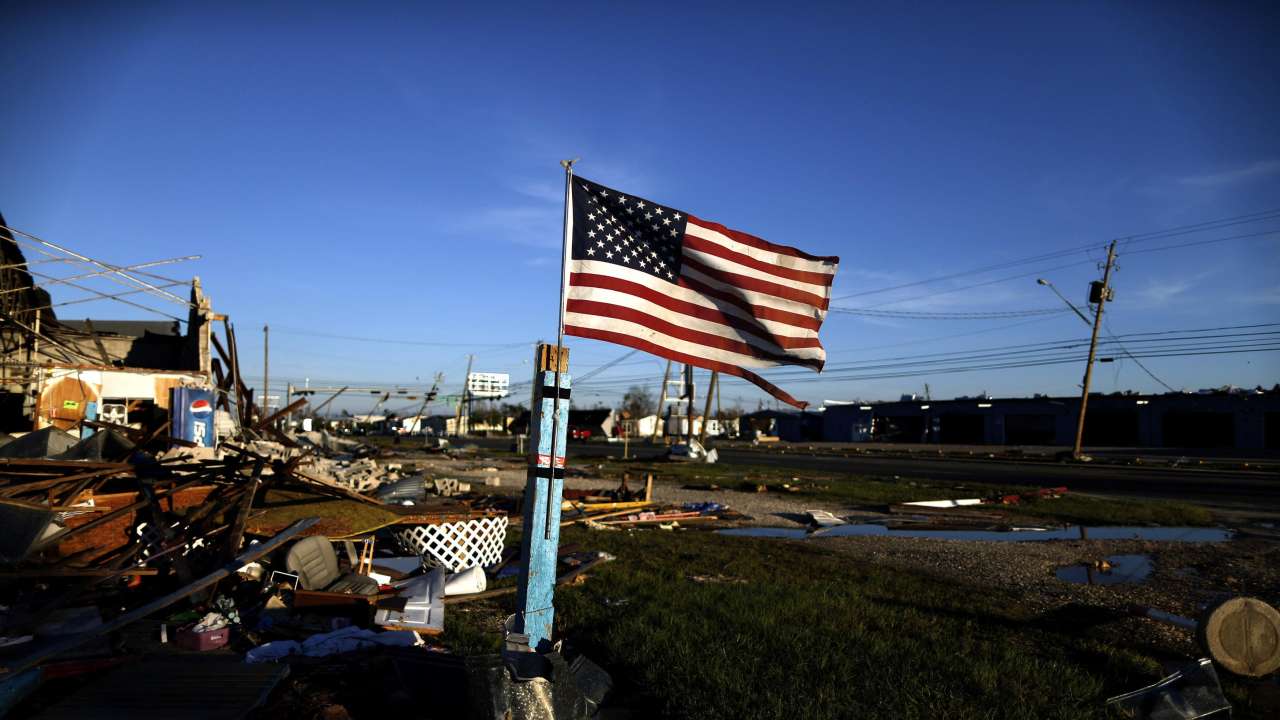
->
[683,232,835,286]
[566,298,825,368]
[683,243,832,300]
[677,272,824,333]
[573,261,824,332]
[568,272,824,348]
[685,220,835,276]
[565,324,809,409]
[565,288,824,356]
[681,255,832,311]
[688,215,840,265]
[565,313,779,368]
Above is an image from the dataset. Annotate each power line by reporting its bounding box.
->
[572,324,1280,389]
[1101,319,1175,392]
[576,342,1280,391]
[831,243,1106,301]
[773,345,1280,385]
[270,327,535,348]
[1118,228,1280,257]
[575,349,640,383]
[1119,208,1280,246]
[830,306,1071,320]
[855,226,1278,310]
[861,258,1099,308]
[831,207,1280,303]
[823,315,1061,354]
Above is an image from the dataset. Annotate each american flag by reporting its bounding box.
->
[564,176,839,409]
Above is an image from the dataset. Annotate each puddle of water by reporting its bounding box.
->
[716,525,1233,543]
[1056,554,1153,585]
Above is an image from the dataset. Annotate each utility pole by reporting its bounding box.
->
[652,360,671,442]
[684,364,695,443]
[457,354,474,436]
[699,370,718,444]
[716,374,723,437]
[262,324,269,428]
[411,373,442,437]
[1073,239,1118,460]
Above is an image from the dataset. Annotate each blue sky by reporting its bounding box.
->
[3,1,1278,414]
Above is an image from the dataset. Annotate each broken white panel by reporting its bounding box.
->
[901,498,984,508]
[374,568,445,632]
[444,566,487,596]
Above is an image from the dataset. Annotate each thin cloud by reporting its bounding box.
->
[1131,267,1220,309]
[1135,278,1195,306]
[1178,160,1280,188]
[449,204,562,248]
[511,180,562,203]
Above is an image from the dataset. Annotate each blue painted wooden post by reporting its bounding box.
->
[515,344,570,650]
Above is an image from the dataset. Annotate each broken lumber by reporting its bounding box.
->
[0,517,319,676]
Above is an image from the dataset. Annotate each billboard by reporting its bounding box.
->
[466,372,509,399]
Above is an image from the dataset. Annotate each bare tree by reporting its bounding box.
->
[620,385,655,418]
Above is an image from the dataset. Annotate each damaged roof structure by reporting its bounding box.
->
[0,214,215,436]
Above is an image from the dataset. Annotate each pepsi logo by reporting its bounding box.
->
[190,399,213,415]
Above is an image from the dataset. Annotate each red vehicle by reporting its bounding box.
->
[570,427,593,441]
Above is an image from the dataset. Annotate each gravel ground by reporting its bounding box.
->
[408,453,857,524]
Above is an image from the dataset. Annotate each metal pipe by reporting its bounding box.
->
[547,158,577,539]
[0,223,194,307]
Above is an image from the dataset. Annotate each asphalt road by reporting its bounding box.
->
[461,437,1279,513]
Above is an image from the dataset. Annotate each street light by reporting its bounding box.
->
[1037,278,1092,326]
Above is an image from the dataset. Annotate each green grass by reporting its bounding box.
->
[1000,494,1214,527]
[445,528,1211,719]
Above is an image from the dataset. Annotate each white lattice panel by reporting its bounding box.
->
[392,516,508,571]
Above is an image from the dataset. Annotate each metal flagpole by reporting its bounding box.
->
[512,161,579,651]
[546,158,577,538]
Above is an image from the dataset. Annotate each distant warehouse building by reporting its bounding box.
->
[821,390,1280,450]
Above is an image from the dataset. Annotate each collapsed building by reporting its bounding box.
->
[0,215,216,435]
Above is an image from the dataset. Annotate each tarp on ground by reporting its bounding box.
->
[52,430,136,462]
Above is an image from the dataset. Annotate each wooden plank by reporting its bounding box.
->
[224,459,263,562]
[0,567,159,578]
[560,505,657,527]
[0,459,131,471]
[0,467,128,498]
[80,318,113,366]
[33,478,206,552]
[252,397,307,431]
